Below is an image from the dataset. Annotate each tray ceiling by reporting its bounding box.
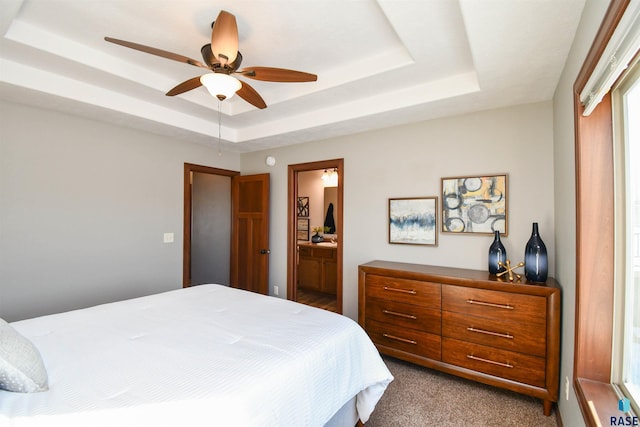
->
[0,0,585,152]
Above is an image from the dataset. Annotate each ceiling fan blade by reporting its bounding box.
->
[166,76,203,96]
[211,10,238,65]
[236,81,267,109]
[105,37,208,69]
[238,67,317,82]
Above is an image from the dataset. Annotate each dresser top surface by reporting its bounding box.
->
[359,260,560,292]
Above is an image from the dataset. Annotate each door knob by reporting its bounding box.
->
[260,249,271,254]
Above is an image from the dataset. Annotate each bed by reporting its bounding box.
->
[0,284,393,426]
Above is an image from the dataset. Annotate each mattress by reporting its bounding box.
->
[0,284,393,426]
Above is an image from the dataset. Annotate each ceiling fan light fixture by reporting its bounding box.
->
[200,73,242,100]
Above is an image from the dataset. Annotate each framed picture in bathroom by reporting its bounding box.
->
[388,197,438,246]
[297,196,309,218]
[297,218,309,241]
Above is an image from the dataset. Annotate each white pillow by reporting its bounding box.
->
[0,318,49,393]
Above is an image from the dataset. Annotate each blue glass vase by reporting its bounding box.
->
[524,222,548,282]
[488,230,507,275]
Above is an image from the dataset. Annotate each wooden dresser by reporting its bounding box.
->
[358,260,561,416]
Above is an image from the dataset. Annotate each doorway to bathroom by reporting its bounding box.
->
[287,159,343,313]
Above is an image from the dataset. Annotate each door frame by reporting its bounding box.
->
[183,163,239,287]
[287,159,344,313]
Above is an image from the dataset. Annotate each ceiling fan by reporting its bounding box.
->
[105,10,317,109]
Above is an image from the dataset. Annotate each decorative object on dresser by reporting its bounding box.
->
[441,174,507,235]
[358,260,561,416]
[496,260,525,282]
[524,222,548,283]
[488,230,507,274]
[388,197,438,246]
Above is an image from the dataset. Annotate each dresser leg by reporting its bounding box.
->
[543,399,553,416]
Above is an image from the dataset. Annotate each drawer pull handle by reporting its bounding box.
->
[383,333,417,345]
[466,299,514,310]
[384,286,417,295]
[467,354,513,368]
[383,309,417,320]
[467,327,513,339]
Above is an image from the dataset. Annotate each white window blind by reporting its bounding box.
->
[579,0,640,116]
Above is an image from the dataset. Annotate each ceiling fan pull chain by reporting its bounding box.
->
[217,99,222,157]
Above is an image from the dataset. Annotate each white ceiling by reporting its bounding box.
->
[0,0,585,153]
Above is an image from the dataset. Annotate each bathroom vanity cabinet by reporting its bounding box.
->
[297,243,337,295]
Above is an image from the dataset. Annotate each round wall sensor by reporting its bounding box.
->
[265,156,276,167]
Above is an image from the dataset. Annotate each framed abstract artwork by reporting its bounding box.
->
[389,197,438,246]
[441,174,507,235]
[297,196,309,218]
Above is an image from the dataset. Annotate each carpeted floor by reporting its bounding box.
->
[366,356,558,427]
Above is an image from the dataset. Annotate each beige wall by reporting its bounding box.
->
[242,101,555,320]
[5,100,552,324]
[0,100,239,321]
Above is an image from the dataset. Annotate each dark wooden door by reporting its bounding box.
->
[230,173,270,294]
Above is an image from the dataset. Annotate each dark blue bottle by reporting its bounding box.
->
[488,230,507,275]
[524,222,548,282]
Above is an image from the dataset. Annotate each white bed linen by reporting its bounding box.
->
[0,284,392,427]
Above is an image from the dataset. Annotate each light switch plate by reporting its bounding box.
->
[163,232,174,243]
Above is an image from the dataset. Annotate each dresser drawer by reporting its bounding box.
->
[367,319,441,360]
[366,298,441,334]
[442,285,546,324]
[442,311,546,357]
[442,338,545,388]
[366,274,440,308]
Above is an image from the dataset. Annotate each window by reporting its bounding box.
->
[573,0,640,425]
[613,57,640,413]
